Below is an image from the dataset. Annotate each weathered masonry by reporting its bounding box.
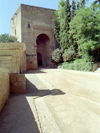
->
[11,4,56,71]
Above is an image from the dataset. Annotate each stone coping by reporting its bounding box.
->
[0,43,26,51]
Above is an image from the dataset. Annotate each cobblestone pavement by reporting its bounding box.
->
[0,72,60,133]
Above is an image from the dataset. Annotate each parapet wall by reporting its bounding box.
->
[10,74,26,94]
[0,69,9,113]
[21,4,56,18]
[0,43,26,73]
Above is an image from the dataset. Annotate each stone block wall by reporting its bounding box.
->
[10,5,22,42]
[10,74,26,94]
[0,69,9,113]
[20,51,27,73]
[0,43,26,74]
[11,4,55,70]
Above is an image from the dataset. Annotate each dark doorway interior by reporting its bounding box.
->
[37,53,42,66]
[36,34,49,67]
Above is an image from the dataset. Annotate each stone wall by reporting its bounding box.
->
[92,62,100,71]
[0,69,9,113]
[20,51,27,73]
[10,6,22,42]
[0,43,26,73]
[11,4,55,70]
[10,74,26,94]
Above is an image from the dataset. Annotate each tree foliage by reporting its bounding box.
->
[52,19,60,48]
[62,46,76,62]
[69,1,100,56]
[52,48,62,62]
[60,0,71,51]
[52,0,100,64]
[0,34,17,43]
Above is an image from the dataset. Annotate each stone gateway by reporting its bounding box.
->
[11,4,56,71]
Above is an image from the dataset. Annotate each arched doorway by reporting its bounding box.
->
[36,34,50,67]
[37,53,42,66]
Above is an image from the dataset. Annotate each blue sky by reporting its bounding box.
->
[0,0,94,35]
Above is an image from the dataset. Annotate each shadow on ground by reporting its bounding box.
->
[26,69,47,74]
[0,95,40,133]
[0,74,65,133]
[26,79,65,97]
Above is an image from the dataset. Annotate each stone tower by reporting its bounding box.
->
[11,4,56,71]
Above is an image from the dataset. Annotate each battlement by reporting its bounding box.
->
[21,4,56,17]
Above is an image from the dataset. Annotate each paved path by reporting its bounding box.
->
[0,72,60,133]
[0,69,100,133]
[34,68,100,133]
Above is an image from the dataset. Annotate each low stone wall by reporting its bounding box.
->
[0,69,9,113]
[0,43,26,74]
[92,62,100,71]
[10,74,26,94]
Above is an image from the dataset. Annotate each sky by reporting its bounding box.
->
[0,0,94,35]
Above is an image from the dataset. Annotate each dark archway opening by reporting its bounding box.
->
[37,53,42,66]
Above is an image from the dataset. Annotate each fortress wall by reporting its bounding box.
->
[21,4,55,69]
[10,4,56,70]
[10,7,27,72]
[0,69,9,113]
[10,5,22,42]
[21,4,55,54]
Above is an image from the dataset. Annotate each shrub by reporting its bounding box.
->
[58,61,93,72]
[52,48,62,63]
[62,47,76,62]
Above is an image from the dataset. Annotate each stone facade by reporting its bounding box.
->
[10,74,26,94]
[0,43,26,73]
[0,69,9,113]
[11,4,56,70]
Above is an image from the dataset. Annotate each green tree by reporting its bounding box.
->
[71,0,76,19]
[60,0,71,51]
[68,0,76,50]
[77,1,80,10]
[80,0,85,8]
[69,1,100,58]
[0,34,17,43]
[52,0,65,49]
[52,19,60,48]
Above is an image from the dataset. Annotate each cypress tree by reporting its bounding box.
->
[71,0,76,19]
[77,2,80,10]
[52,19,60,48]
[80,0,85,8]
[60,0,71,51]
[69,0,77,51]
